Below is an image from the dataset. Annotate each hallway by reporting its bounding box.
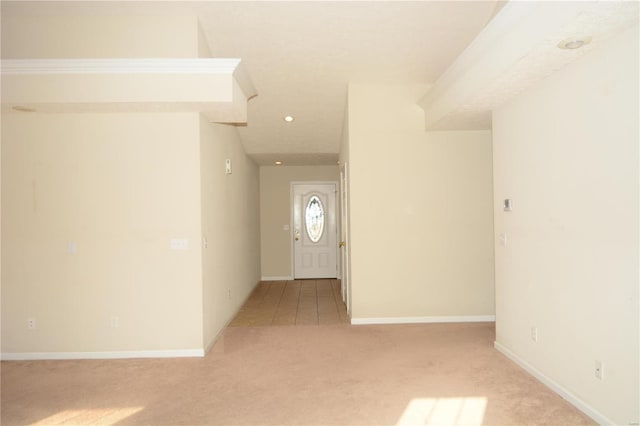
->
[229,280,349,327]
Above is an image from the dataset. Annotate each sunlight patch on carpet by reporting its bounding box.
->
[28,406,145,425]
[396,397,487,426]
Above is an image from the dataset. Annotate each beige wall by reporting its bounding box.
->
[0,13,260,357]
[339,102,352,313]
[346,84,495,320]
[493,25,639,424]
[1,15,203,58]
[1,113,204,353]
[259,165,339,279]
[198,21,213,58]
[200,119,260,348]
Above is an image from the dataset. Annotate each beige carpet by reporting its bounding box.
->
[1,323,593,425]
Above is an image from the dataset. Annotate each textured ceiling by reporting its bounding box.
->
[2,1,502,165]
[196,2,502,164]
[424,1,639,131]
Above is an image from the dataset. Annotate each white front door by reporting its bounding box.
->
[292,183,337,279]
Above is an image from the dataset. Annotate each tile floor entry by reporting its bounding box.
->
[229,279,349,326]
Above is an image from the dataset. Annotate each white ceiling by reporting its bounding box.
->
[195,1,503,164]
[419,1,639,131]
[8,2,636,166]
[2,1,504,165]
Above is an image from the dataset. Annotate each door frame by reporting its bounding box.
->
[339,164,351,315]
[290,181,339,279]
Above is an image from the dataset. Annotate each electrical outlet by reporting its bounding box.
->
[170,238,188,250]
[531,326,538,342]
[110,316,119,329]
[27,318,36,330]
[67,242,77,254]
[595,360,604,380]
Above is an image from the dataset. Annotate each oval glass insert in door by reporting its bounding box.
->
[305,195,325,243]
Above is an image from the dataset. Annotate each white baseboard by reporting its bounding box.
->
[1,349,204,361]
[350,315,495,325]
[261,275,292,281]
[494,341,614,426]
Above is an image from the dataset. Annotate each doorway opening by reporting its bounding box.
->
[291,182,338,279]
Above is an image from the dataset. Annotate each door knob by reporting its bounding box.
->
[339,241,346,248]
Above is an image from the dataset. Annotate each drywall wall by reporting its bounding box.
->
[346,84,495,321]
[0,12,259,358]
[259,165,339,279]
[1,113,204,354]
[339,102,352,314]
[1,14,203,58]
[198,20,213,58]
[492,25,639,425]
[200,118,260,349]
[0,22,3,346]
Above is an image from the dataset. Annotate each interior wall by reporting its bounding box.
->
[492,25,639,425]
[200,118,260,349]
[197,20,212,58]
[1,113,204,354]
[339,101,352,313]
[0,12,258,357]
[259,165,340,279]
[347,84,495,321]
[1,14,202,58]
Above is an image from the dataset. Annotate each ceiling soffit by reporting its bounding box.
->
[419,1,639,131]
[1,58,256,122]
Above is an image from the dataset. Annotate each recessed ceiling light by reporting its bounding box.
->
[284,115,294,123]
[274,161,283,165]
[557,36,592,50]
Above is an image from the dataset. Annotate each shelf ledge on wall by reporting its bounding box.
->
[1,58,257,123]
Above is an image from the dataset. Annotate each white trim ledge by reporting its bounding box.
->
[1,58,242,75]
[1,349,204,361]
[261,276,293,281]
[494,341,614,426]
[351,315,495,325]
